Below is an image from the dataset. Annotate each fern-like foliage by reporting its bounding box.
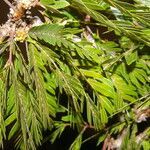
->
[0,0,149,149]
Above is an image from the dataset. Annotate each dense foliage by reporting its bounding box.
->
[0,0,150,149]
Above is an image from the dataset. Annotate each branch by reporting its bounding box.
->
[2,0,15,10]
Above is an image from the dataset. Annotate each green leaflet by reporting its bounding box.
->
[55,71,84,111]
[99,95,115,115]
[50,123,67,143]
[69,134,82,150]
[100,106,108,124]
[141,141,150,150]
[80,69,103,79]
[69,126,86,150]
[80,0,109,11]
[55,72,84,95]
[112,74,137,103]
[50,1,70,9]
[8,122,20,140]
[29,24,71,47]
[125,51,138,65]
[77,45,101,63]
[41,0,70,9]
[88,79,116,99]
[97,134,107,146]
[5,112,16,126]
[40,0,55,5]
[28,43,54,129]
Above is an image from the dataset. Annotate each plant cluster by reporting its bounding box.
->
[0,0,149,149]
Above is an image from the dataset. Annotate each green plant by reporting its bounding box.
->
[0,0,149,149]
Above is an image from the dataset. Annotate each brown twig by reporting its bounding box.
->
[9,40,14,64]
[4,28,15,68]
[102,134,110,150]
[2,0,15,10]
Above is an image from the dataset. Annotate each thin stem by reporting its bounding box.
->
[109,93,150,118]
[8,42,13,65]
[4,28,15,68]
[82,133,99,144]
